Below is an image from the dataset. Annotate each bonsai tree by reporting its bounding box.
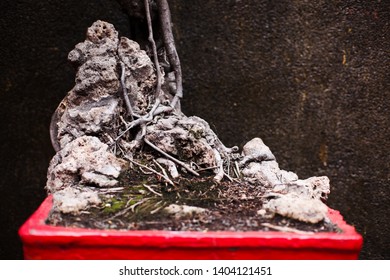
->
[46,0,332,232]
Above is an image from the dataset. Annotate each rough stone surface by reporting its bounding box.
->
[46,136,126,193]
[272,176,331,201]
[52,186,101,214]
[52,20,158,150]
[163,204,208,219]
[68,20,120,98]
[264,175,330,223]
[264,195,328,224]
[53,21,122,150]
[145,115,220,168]
[238,137,330,223]
[57,96,120,149]
[240,138,299,187]
[240,137,275,165]
[118,37,157,114]
[241,161,282,187]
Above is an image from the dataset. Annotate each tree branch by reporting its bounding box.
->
[144,0,163,99]
[156,0,183,108]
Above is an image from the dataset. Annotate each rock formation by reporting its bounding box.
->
[47,20,330,223]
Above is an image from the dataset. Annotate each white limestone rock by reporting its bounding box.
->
[263,194,328,224]
[272,176,330,200]
[52,186,101,214]
[52,20,159,150]
[240,137,276,166]
[241,161,282,187]
[46,136,126,193]
[241,159,299,187]
[265,176,330,223]
[145,115,219,168]
[118,37,158,115]
[163,204,207,219]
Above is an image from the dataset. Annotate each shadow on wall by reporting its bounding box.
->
[0,0,388,259]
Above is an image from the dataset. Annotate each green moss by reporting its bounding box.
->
[102,197,126,214]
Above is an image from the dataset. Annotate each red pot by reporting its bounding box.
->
[19,196,362,259]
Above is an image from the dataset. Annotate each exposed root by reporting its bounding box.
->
[120,62,135,119]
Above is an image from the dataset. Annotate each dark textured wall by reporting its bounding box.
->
[170,0,390,260]
[0,0,388,259]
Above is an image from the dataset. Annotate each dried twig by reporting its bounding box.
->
[149,200,165,215]
[126,156,175,186]
[194,165,219,172]
[129,198,152,212]
[139,166,153,175]
[153,159,170,180]
[144,137,199,176]
[156,158,179,178]
[223,171,234,182]
[103,198,151,221]
[213,149,224,183]
[150,205,164,214]
[261,223,314,234]
[98,187,124,194]
[143,184,162,197]
[234,161,241,178]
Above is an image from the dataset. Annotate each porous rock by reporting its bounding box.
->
[240,137,276,165]
[57,96,120,149]
[240,138,298,187]
[46,136,126,193]
[54,21,122,149]
[67,20,120,99]
[272,176,330,200]
[163,204,207,219]
[264,176,330,223]
[240,137,295,187]
[241,161,295,187]
[263,194,328,223]
[52,186,101,214]
[52,20,158,150]
[118,37,157,114]
[145,115,219,167]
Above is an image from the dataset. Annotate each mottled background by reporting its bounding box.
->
[0,0,388,259]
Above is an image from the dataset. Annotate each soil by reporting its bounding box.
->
[47,153,340,234]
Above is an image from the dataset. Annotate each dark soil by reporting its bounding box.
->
[47,159,340,233]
